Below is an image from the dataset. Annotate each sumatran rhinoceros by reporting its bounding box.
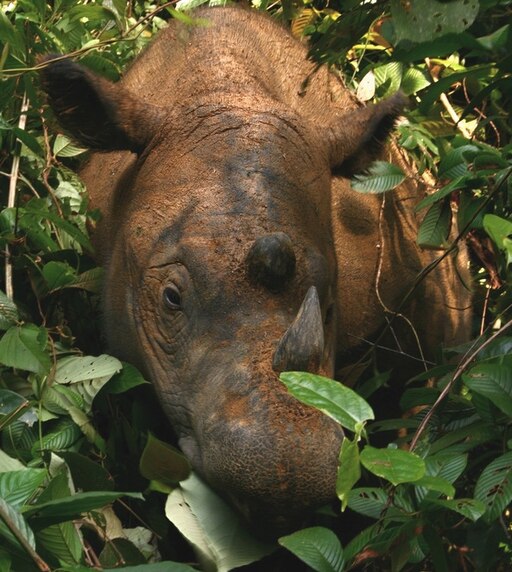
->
[40,6,471,534]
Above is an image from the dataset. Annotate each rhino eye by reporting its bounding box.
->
[163,285,182,310]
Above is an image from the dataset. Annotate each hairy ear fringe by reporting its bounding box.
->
[330,91,408,177]
[39,55,164,154]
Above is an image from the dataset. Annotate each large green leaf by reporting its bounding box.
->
[280,372,374,432]
[336,437,361,511]
[347,487,414,519]
[483,214,512,266]
[0,290,19,330]
[0,497,36,551]
[428,498,486,522]
[25,491,144,529]
[350,161,406,194]
[0,389,34,431]
[417,199,452,249]
[0,324,51,375]
[463,364,512,418]
[474,451,512,522]
[54,354,122,412]
[391,0,479,42]
[360,446,425,486]
[139,433,191,490]
[279,527,344,572]
[61,563,197,572]
[165,474,274,572]
[0,469,46,508]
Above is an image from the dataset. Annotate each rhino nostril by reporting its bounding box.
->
[246,232,296,292]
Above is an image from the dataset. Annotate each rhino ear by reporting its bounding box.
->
[39,56,164,154]
[329,92,407,177]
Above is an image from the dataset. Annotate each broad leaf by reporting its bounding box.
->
[139,433,191,489]
[417,199,452,249]
[483,214,512,265]
[360,446,425,486]
[0,324,51,375]
[391,0,479,42]
[463,364,512,418]
[350,161,406,194]
[347,487,414,519]
[428,498,485,522]
[279,527,344,572]
[0,497,36,551]
[165,474,274,572]
[337,437,361,511]
[280,372,374,432]
[0,390,34,431]
[0,469,46,508]
[474,451,512,522]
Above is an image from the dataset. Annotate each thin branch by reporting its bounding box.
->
[425,58,473,139]
[5,92,29,300]
[409,317,512,451]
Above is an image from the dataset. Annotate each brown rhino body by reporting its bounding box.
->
[41,7,471,534]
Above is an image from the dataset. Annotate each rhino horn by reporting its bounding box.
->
[272,286,324,373]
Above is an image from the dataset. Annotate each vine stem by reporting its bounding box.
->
[0,501,50,572]
[5,92,29,300]
[409,317,512,451]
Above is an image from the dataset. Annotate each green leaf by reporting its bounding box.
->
[42,261,77,292]
[414,475,455,499]
[428,498,486,522]
[483,214,512,266]
[474,451,512,522]
[347,487,413,519]
[0,324,51,375]
[360,446,425,486]
[415,176,469,212]
[391,0,479,42]
[60,452,114,492]
[400,67,430,96]
[0,497,36,551]
[373,62,403,98]
[336,437,360,511]
[0,290,19,330]
[37,418,82,452]
[0,469,46,508]
[0,450,24,473]
[25,491,144,528]
[53,134,86,158]
[463,364,512,417]
[279,527,344,572]
[104,363,149,394]
[61,563,197,572]
[417,199,452,249]
[165,474,274,572]
[139,433,191,489]
[350,161,406,194]
[54,354,122,412]
[0,390,34,431]
[280,372,374,432]
[438,145,479,179]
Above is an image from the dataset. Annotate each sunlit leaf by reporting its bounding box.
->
[337,437,361,511]
[351,161,406,194]
[281,371,374,432]
[360,446,425,486]
[0,324,51,375]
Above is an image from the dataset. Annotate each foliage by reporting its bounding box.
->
[0,0,511,570]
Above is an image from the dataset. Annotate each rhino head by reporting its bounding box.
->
[40,51,405,535]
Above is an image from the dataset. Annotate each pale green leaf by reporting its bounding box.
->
[0,469,46,508]
[139,433,191,488]
[165,474,274,572]
[428,498,485,522]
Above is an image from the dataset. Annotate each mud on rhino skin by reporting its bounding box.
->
[40,5,472,536]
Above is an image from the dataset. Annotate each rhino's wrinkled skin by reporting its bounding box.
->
[40,6,471,534]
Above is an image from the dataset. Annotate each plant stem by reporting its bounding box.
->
[5,92,29,300]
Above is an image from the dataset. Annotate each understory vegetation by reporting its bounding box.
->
[0,0,511,570]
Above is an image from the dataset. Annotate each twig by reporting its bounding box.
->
[409,316,512,451]
[425,58,473,139]
[5,92,29,300]
[0,501,51,572]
